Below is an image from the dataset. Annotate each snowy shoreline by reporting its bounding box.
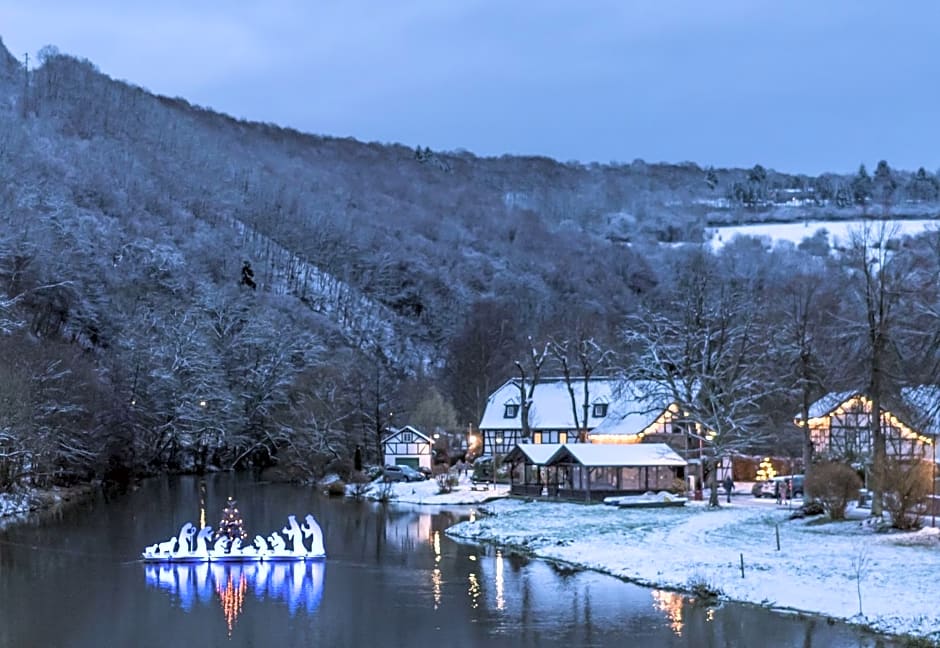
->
[0,483,99,528]
[445,497,940,644]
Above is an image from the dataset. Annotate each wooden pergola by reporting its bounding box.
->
[505,442,687,502]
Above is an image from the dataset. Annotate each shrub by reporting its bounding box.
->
[325,457,354,481]
[350,481,371,501]
[326,481,346,497]
[669,478,688,495]
[882,458,932,531]
[686,572,721,600]
[435,472,453,494]
[804,462,862,520]
[375,481,397,503]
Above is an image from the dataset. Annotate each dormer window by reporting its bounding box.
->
[592,403,608,418]
[503,404,519,418]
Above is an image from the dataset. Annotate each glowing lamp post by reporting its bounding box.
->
[494,436,503,490]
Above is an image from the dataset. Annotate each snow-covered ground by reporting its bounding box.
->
[346,473,511,505]
[708,218,939,250]
[0,491,30,518]
[446,495,940,643]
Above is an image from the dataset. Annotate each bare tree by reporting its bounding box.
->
[514,337,550,444]
[774,257,840,500]
[624,250,775,507]
[551,333,615,441]
[841,223,929,516]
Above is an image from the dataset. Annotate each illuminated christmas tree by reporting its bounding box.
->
[756,457,777,482]
[217,497,247,542]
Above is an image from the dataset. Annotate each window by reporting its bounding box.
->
[400,431,413,442]
[533,432,542,444]
[503,404,519,418]
[592,403,608,418]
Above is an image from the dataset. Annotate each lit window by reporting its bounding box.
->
[533,432,542,444]
[560,432,568,444]
[504,404,519,418]
[592,403,608,418]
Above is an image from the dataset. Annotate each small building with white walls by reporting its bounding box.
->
[382,425,433,470]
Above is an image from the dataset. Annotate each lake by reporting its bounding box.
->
[0,474,899,647]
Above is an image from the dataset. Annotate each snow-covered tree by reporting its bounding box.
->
[623,249,776,507]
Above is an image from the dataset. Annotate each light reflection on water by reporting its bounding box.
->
[144,560,325,630]
[651,589,685,637]
[0,475,905,647]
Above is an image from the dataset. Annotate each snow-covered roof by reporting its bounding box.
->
[901,385,940,436]
[479,377,618,430]
[381,425,432,444]
[504,443,564,465]
[479,377,668,432]
[795,390,859,420]
[796,388,940,437]
[589,381,674,435]
[544,443,687,468]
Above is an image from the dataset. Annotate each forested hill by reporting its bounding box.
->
[0,38,938,486]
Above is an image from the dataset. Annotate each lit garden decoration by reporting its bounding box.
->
[142,507,326,562]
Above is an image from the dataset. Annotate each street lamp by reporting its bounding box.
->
[494,436,503,490]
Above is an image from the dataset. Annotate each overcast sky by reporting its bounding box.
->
[1,1,938,175]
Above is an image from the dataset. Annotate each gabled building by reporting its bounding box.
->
[794,387,939,467]
[478,377,694,453]
[478,377,620,455]
[381,425,433,470]
[504,442,687,500]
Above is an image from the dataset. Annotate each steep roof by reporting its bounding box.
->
[479,377,620,431]
[796,388,940,437]
[545,443,687,468]
[381,425,432,444]
[588,381,674,435]
[900,385,940,436]
[795,390,860,420]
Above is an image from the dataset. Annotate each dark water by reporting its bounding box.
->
[0,474,899,647]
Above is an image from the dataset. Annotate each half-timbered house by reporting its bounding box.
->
[794,388,939,468]
[478,377,619,455]
[381,425,433,470]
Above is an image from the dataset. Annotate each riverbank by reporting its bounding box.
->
[445,497,940,644]
[0,483,100,527]
[343,473,511,504]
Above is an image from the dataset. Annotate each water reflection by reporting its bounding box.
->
[144,560,325,634]
[0,475,904,648]
[651,589,685,637]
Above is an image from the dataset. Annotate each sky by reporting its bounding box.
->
[1,1,939,176]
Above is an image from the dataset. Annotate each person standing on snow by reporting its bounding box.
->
[722,475,734,503]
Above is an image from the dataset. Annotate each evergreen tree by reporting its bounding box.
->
[704,167,719,190]
[872,160,897,208]
[851,164,872,206]
[240,260,256,289]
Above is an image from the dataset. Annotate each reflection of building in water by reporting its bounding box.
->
[385,510,433,551]
[217,570,248,636]
[144,561,325,633]
[651,589,685,637]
